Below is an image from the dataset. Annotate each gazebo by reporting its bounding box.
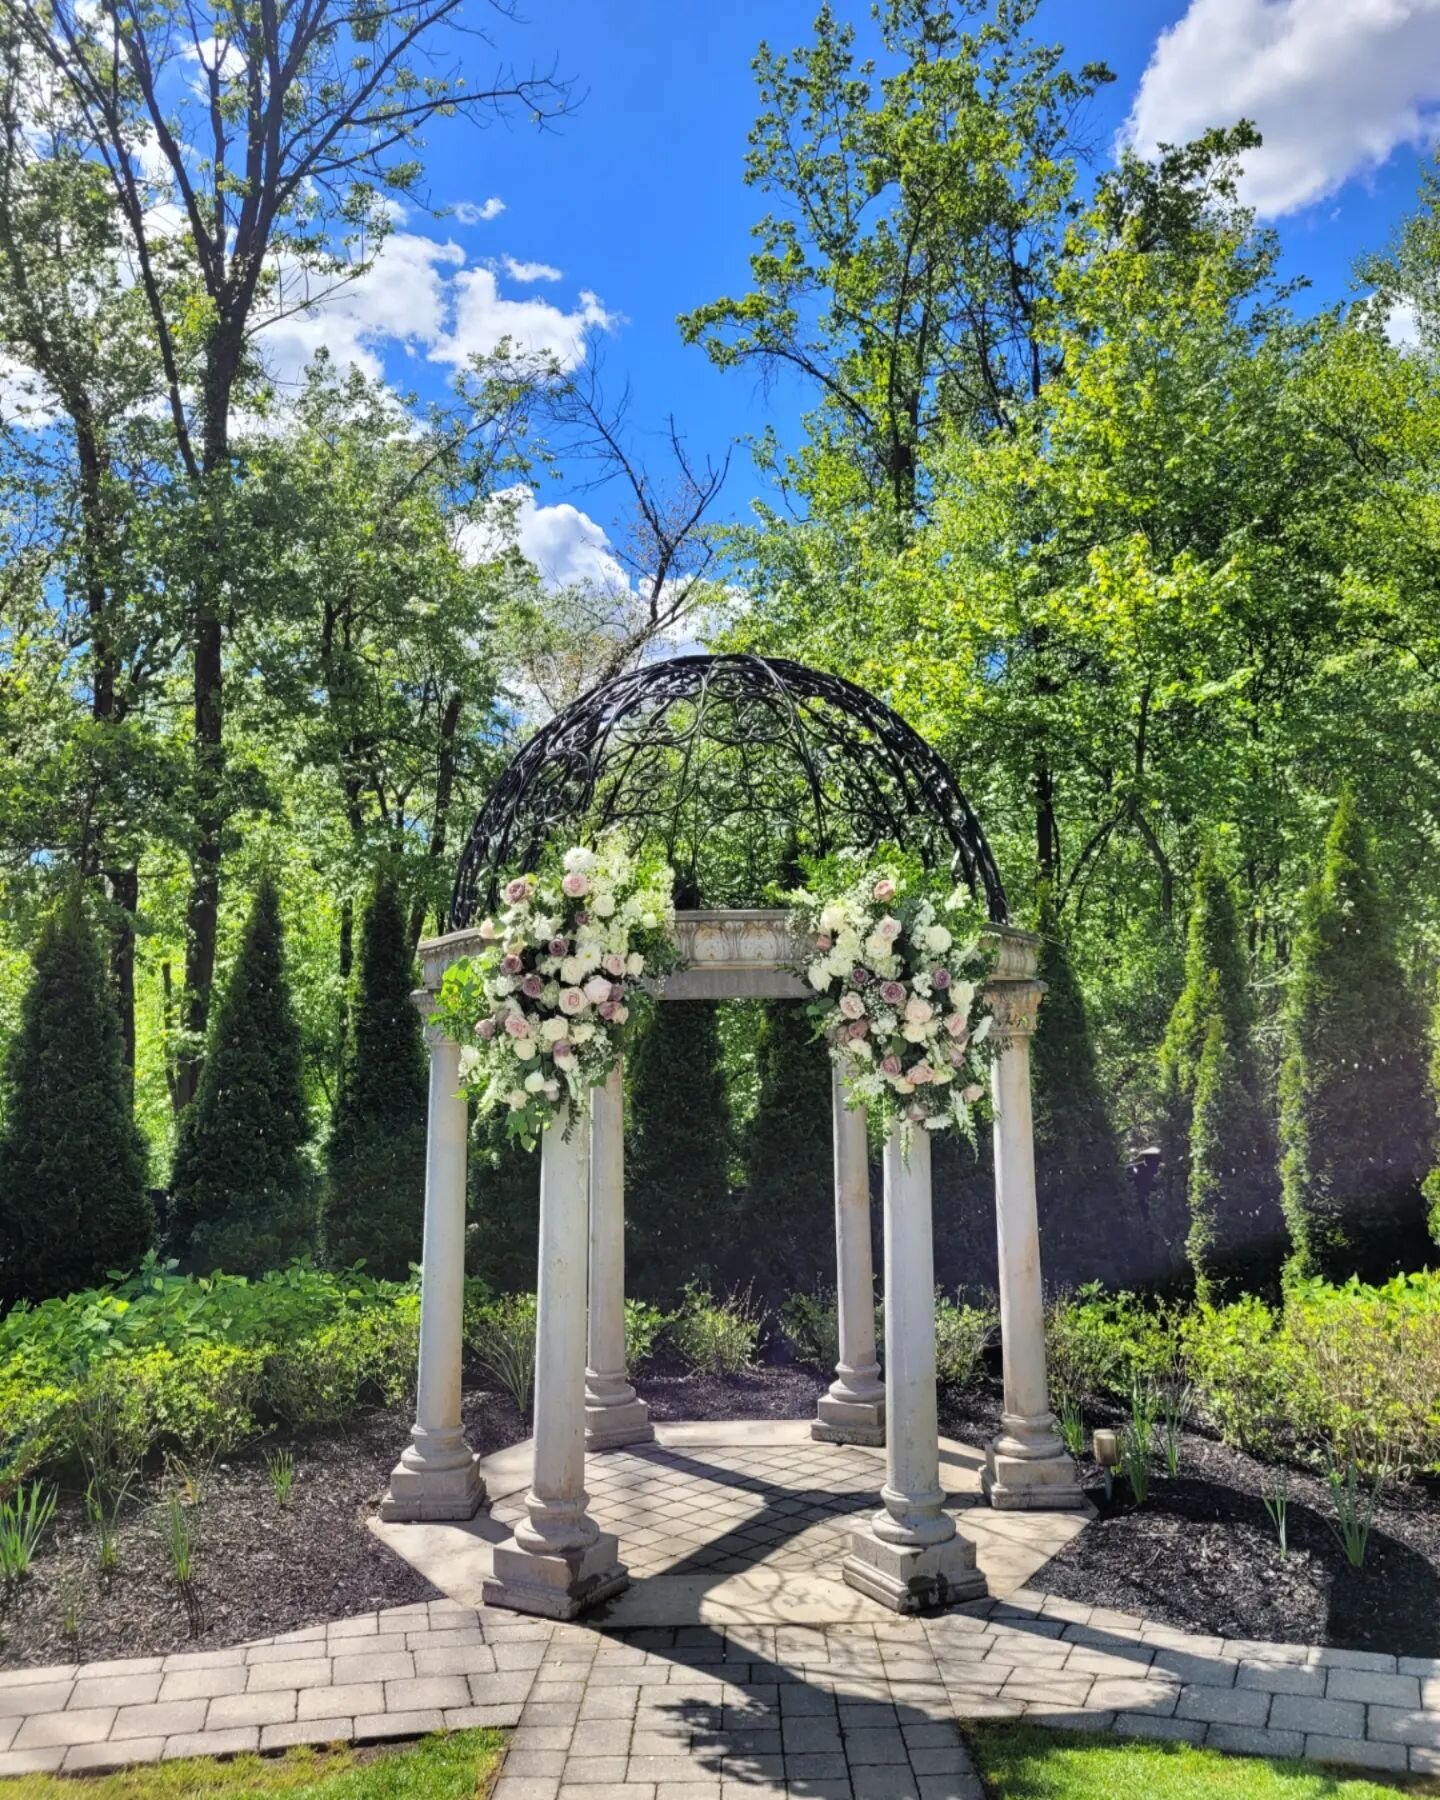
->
[380,655,1082,1621]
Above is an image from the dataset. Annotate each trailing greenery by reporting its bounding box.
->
[324,877,427,1278]
[1280,792,1436,1283]
[1159,851,1282,1295]
[0,894,152,1307]
[625,999,733,1304]
[169,877,316,1276]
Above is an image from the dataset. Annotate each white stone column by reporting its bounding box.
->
[380,1011,484,1521]
[813,1066,885,1445]
[585,1061,653,1450]
[843,1124,986,1612]
[485,1101,628,1619]
[982,978,1085,1511]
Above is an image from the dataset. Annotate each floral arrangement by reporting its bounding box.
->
[787,852,994,1137]
[433,834,677,1147]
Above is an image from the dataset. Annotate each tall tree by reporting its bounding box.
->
[0,892,151,1304]
[741,1000,834,1290]
[1280,792,1434,1282]
[168,875,314,1274]
[323,876,426,1277]
[2,0,566,1106]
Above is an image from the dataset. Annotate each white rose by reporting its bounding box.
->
[541,1017,568,1043]
[931,1063,955,1084]
[808,963,831,992]
[951,980,976,1017]
[925,924,952,954]
[491,977,514,998]
[611,1004,629,1024]
[962,1083,985,1103]
[849,1039,874,1060]
[524,1070,546,1094]
[583,974,612,1004]
[641,911,658,929]
[893,1078,914,1094]
[563,847,597,873]
[923,1116,948,1131]
[512,1036,539,1060]
[972,1014,993,1043]
[592,892,616,918]
[626,952,645,976]
[507,1089,527,1109]
[571,1023,596,1044]
[904,996,932,1023]
[820,904,846,933]
[560,957,583,985]
[902,1021,928,1043]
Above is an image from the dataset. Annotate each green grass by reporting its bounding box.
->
[969,1724,1432,1798]
[0,1729,504,1799]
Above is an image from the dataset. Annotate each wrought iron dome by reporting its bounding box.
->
[451,654,1008,927]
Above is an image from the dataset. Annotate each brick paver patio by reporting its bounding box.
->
[3,1423,1438,1791]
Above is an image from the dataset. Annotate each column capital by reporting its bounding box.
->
[984,978,1046,1047]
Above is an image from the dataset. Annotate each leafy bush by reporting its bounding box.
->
[934,1298,996,1389]
[781,1287,840,1374]
[1180,1296,1301,1456]
[262,1301,418,1428]
[623,1300,667,1374]
[1044,1286,1179,1404]
[669,1285,762,1376]
[468,1292,538,1416]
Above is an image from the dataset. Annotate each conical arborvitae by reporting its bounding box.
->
[0,892,152,1304]
[324,877,428,1277]
[1280,792,1434,1282]
[625,998,732,1306]
[1158,848,1283,1294]
[1425,986,1440,1249]
[169,876,315,1275]
[1186,1005,1276,1301]
[1031,891,1138,1287]
[742,999,835,1290]
[468,1110,539,1293]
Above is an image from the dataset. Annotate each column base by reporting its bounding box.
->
[379,1433,485,1523]
[812,1393,886,1447]
[842,1523,987,1614]
[483,1531,629,1620]
[983,1427,1087,1512]
[585,1395,655,1452]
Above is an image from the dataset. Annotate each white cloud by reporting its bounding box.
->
[460,485,629,592]
[454,197,505,224]
[428,271,616,372]
[1124,0,1440,217]
[502,256,563,283]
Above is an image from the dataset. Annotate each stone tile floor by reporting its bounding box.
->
[5,1423,1438,1791]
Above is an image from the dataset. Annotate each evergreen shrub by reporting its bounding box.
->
[169,876,316,1275]
[0,893,152,1306]
[742,999,834,1288]
[324,877,428,1277]
[1280,792,1435,1282]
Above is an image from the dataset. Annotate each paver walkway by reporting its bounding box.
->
[4,1422,1438,1791]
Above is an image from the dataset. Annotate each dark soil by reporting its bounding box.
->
[0,1365,825,1671]
[946,1368,1440,1660]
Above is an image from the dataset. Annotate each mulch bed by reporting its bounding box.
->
[0,1364,827,1671]
[941,1372,1440,1660]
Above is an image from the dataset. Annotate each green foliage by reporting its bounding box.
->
[1160,852,1282,1296]
[0,1480,56,1581]
[1044,1286,1180,1406]
[169,877,316,1276]
[668,1284,762,1376]
[0,893,151,1306]
[1180,1296,1300,1456]
[467,1111,540,1294]
[625,1000,733,1304]
[1031,892,1133,1283]
[324,877,427,1278]
[1426,985,1440,1247]
[265,1450,296,1509]
[260,1300,419,1429]
[466,1291,538,1417]
[623,1299,667,1373]
[1281,792,1436,1283]
[934,1298,996,1389]
[781,1287,840,1374]
[741,1000,835,1287]
[1325,1454,1382,1569]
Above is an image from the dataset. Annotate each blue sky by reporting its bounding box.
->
[282,0,1440,588]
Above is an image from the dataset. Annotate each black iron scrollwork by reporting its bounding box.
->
[451,654,1007,926]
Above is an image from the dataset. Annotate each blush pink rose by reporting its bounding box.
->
[877,915,901,939]
[503,1013,530,1038]
[561,871,589,897]
[948,1043,968,1066]
[945,1013,969,1039]
[962,1083,984,1103]
[478,918,498,940]
[559,988,586,1015]
[905,996,932,1024]
[583,975,612,1005]
[908,1062,933,1084]
[880,980,906,1006]
[815,933,832,952]
[603,953,626,977]
[839,992,865,1020]
[873,877,896,901]
[879,1055,902,1077]
[847,1019,869,1040]
[504,878,531,904]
